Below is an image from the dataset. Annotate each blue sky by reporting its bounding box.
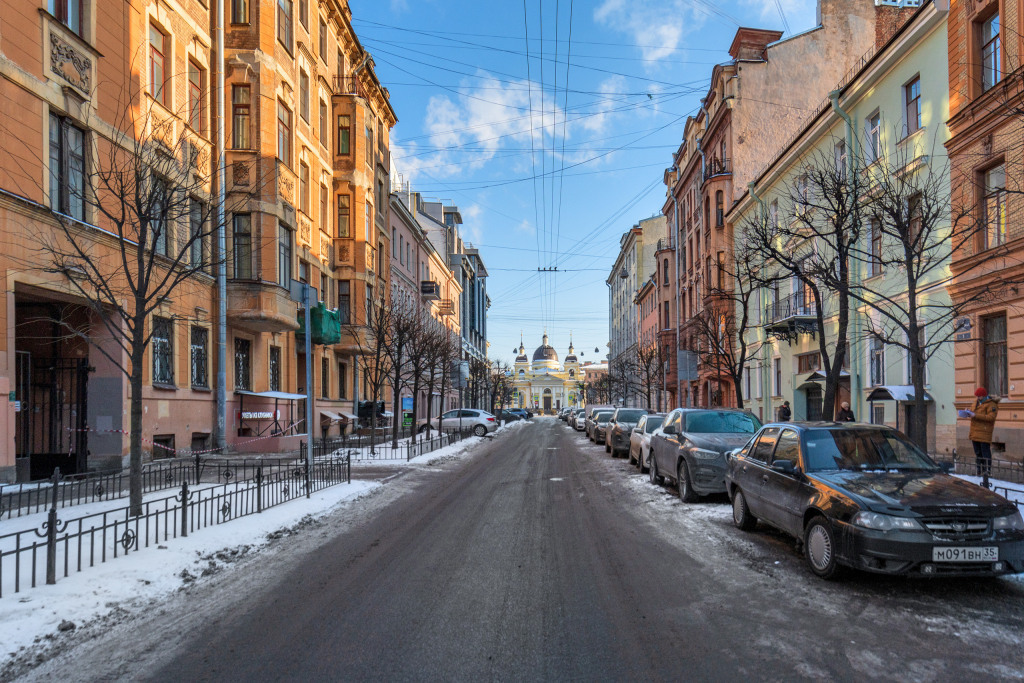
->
[350,0,818,366]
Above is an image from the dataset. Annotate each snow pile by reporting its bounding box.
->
[0,480,378,662]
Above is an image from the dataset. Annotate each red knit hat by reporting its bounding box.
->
[975,387,988,398]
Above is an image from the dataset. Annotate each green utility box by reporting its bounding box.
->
[297,303,342,345]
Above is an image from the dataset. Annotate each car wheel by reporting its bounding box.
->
[649,457,664,486]
[731,489,757,531]
[677,460,699,503]
[628,447,636,466]
[418,425,432,434]
[804,516,844,580]
[473,424,487,437]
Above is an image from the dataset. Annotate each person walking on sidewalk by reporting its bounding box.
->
[836,402,855,422]
[967,387,1000,477]
[778,401,791,422]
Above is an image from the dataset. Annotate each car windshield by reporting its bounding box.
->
[615,409,645,423]
[684,411,761,434]
[803,429,939,472]
[596,411,614,423]
[644,416,664,433]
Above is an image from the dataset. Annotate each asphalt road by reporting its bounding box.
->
[20,418,1024,681]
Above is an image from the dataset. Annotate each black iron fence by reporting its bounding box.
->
[0,457,331,521]
[933,451,1024,486]
[303,430,468,462]
[0,456,350,598]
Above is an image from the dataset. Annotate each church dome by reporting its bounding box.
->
[565,339,577,363]
[532,333,558,362]
[515,340,528,363]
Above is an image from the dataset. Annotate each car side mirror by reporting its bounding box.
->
[939,461,953,474]
[771,459,796,475]
[662,424,676,435]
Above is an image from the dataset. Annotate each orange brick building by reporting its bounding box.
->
[0,0,393,481]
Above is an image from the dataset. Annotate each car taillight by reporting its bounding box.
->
[487,417,495,422]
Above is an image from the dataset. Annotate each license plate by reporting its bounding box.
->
[932,547,998,562]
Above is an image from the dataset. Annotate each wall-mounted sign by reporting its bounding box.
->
[240,411,279,420]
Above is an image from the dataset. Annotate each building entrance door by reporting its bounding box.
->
[543,396,552,412]
[16,353,89,479]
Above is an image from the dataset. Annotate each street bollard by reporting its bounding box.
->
[177,480,194,537]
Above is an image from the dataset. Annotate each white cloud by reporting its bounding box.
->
[739,0,819,33]
[594,0,704,66]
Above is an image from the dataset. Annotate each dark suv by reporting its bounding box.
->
[606,408,649,457]
[726,422,1024,579]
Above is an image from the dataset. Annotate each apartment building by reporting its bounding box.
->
[0,0,394,481]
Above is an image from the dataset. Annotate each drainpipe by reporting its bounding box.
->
[748,182,769,420]
[673,193,683,409]
[829,89,862,421]
[214,0,227,451]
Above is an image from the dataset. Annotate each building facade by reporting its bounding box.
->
[512,334,581,413]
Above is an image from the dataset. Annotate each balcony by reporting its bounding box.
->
[227,281,300,334]
[764,292,817,342]
[420,280,441,300]
[656,237,675,252]
[332,75,371,100]
[703,157,731,183]
[435,298,456,316]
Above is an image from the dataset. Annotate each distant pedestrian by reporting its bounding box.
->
[836,402,855,422]
[967,387,1000,477]
[778,401,791,422]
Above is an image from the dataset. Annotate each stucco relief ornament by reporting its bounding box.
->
[232,161,250,186]
[50,33,91,93]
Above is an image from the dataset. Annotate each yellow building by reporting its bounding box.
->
[512,334,580,413]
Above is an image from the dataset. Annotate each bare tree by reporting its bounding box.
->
[607,354,638,406]
[635,343,664,410]
[26,94,262,514]
[744,141,866,419]
[385,294,417,447]
[347,288,394,452]
[487,360,513,414]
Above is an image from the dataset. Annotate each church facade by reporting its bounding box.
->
[513,335,582,413]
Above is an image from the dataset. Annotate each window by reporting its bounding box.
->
[983,315,1007,396]
[366,283,374,325]
[299,0,308,29]
[188,61,204,133]
[834,139,847,180]
[769,199,779,228]
[191,326,209,388]
[231,0,248,23]
[279,224,293,286]
[365,203,372,240]
[232,86,250,149]
[319,99,328,148]
[189,197,206,268]
[716,251,725,289]
[338,362,347,399]
[49,0,82,35]
[299,70,310,122]
[321,357,330,398]
[365,124,373,167]
[774,429,801,466]
[337,115,351,154]
[152,435,175,459]
[866,112,881,163]
[277,0,293,48]
[984,164,1006,249]
[231,214,252,279]
[904,76,921,136]
[797,353,821,374]
[872,404,885,425]
[269,346,281,392]
[319,18,327,59]
[277,101,292,165]
[663,258,670,286]
[715,190,724,227]
[234,338,252,391]
[337,195,350,237]
[320,183,329,234]
[750,428,780,463]
[48,114,86,220]
[299,161,309,214]
[151,177,169,256]
[869,219,883,277]
[338,280,350,324]
[149,25,168,106]
[663,301,670,329]
[981,13,1001,91]
[869,337,885,386]
[773,358,781,396]
[153,317,174,385]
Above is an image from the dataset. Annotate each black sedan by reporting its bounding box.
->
[605,408,649,457]
[725,423,1024,579]
[649,409,761,502]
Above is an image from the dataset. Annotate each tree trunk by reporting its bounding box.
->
[128,337,146,517]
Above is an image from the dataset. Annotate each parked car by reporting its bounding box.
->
[583,405,613,438]
[606,408,650,457]
[494,410,524,423]
[419,409,498,437]
[508,409,531,420]
[559,407,571,421]
[629,413,665,471]
[571,409,586,431]
[649,409,762,502]
[725,422,1024,579]
[589,410,616,444]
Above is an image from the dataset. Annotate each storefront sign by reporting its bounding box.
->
[240,410,279,420]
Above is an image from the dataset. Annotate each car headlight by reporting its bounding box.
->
[691,448,721,460]
[852,511,922,532]
[993,511,1024,531]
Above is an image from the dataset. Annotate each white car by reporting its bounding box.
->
[418,409,498,437]
[629,413,665,472]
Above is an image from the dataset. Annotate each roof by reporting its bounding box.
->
[866,385,935,402]
[533,345,558,362]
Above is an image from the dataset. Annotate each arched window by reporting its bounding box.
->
[519,369,525,377]
[569,369,575,378]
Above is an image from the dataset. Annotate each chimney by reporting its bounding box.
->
[874,0,922,48]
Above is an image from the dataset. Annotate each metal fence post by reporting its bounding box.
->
[178,480,190,537]
[194,451,201,485]
[45,468,61,585]
[305,460,311,498]
[256,466,263,513]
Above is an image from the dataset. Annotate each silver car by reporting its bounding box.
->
[419,409,498,437]
[629,413,665,472]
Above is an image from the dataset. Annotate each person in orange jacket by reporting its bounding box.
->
[967,387,1000,477]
